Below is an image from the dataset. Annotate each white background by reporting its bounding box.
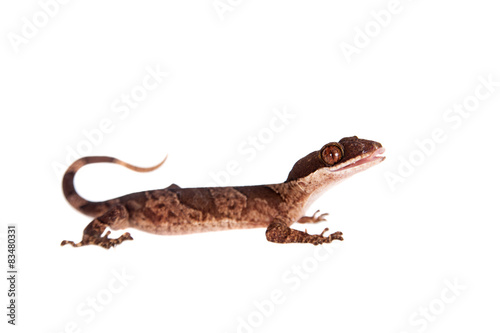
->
[1,0,499,332]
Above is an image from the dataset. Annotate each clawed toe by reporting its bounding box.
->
[329,231,343,241]
[312,210,329,222]
[306,229,343,245]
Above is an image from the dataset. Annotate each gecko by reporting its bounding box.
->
[61,136,385,249]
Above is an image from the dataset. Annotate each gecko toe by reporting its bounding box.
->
[61,240,76,247]
[318,213,329,222]
[330,231,343,241]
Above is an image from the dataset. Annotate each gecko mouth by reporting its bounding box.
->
[332,147,386,172]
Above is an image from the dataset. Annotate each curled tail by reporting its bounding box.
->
[62,156,167,217]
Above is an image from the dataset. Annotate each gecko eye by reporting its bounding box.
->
[319,142,344,166]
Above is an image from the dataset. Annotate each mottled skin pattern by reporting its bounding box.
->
[61,136,385,249]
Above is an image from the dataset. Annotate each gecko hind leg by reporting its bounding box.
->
[61,204,132,249]
[297,210,329,224]
[266,220,343,245]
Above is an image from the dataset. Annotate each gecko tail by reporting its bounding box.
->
[62,155,167,217]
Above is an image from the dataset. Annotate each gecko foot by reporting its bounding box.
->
[61,231,133,249]
[297,210,329,224]
[306,228,343,245]
[266,222,343,245]
[61,205,132,249]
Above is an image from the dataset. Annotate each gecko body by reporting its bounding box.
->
[62,136,385,248]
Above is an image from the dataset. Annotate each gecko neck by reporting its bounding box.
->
[268,173,342,219]
[285,170,351,212]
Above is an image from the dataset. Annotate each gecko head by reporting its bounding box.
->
[285,136,385,183]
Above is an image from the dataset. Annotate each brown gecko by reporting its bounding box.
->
[61,136,385,249]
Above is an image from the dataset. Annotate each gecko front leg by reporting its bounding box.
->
[265,218,343,245]
[61,204,132,249]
